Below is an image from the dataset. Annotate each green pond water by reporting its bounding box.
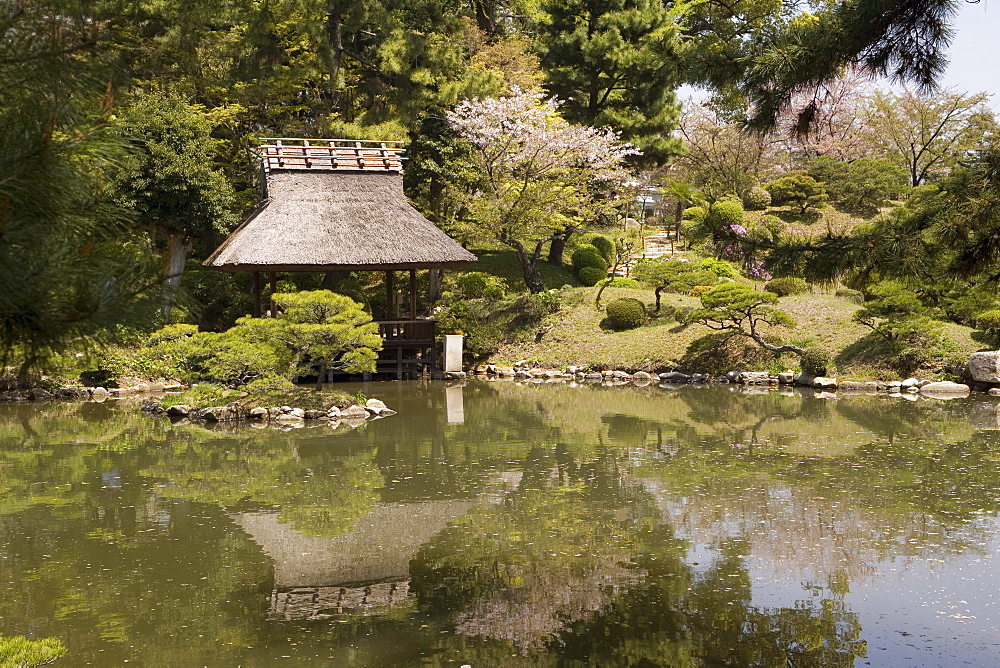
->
[2,381,1000,667]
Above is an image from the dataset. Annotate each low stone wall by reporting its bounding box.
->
[144,397,395,428]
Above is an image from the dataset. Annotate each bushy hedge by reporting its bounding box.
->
[589,235,615,264]
[571,244,608,273]
[689,285,712,297]
[742,185,772,211]
[682,205,707,222]
[606,276,640,288]
[799,347,831,376]
[605,297,647,331]
[456,271,507,300]
[764,277,809,296]
[835,287,864,303]
[578,266,607,286]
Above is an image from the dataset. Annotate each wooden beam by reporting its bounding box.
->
[268,271,278,316]
[409,269,417,320]
[252,271,262,317]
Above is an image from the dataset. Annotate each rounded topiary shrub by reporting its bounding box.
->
[682,205,707,222]
[707,200,745,229]
[605,297,647,331]
[835,287,864,303]
[742,185,772,211]
[589,235,615,264]
[578,266,607,286]
[799,347,831,376]
[571,244,608,273]
[765,276,809,296]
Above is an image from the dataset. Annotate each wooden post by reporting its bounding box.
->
[252,272,262,317]
[385,270,395,319]
[409,269,417,320]
[268,272,278,316]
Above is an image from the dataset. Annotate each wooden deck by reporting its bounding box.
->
[324,319,437,380]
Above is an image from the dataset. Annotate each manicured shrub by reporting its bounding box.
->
[571,244,608,273]
[742,185,772,211]
[835,287,864,303]
[682,205,707,222]
[707,200,745,229]
[605,297,648,331]
[701,258,737,278]
[689,285,712,297]
[456,271,507,300]
[523,290,562,318]
[633,257,717,294]
[766,173,828,214]
[765,277,809,296]
[588,235,615,264]
[578,266,607,286]
[799,347,831,376]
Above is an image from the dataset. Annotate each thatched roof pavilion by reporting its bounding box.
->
[205,140,477,273]
[205,139,477,377]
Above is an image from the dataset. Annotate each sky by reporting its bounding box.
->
[940,1,999,100]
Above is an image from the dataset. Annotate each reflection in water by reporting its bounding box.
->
[0,383,998,665]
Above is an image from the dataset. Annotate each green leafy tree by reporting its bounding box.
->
[852,280,941,342]
[534,0,683,165]
[862,89,995,187]
[113,97,238,318]
[807,156,908,215]
[0,0,159,384]
[766,173,828,214]
[687,283,805,355]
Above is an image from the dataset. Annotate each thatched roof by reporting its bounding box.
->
[234,499,479,587]
[204,140,476,272]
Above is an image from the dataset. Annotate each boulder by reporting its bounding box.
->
[812,376,838,390]
[583,373,603,382]
[837,381,867,392]
[919,381,971,397]
[738,371,773,385]
[287,407,306,419]
[496,367,516,377]
[632,371,652,381]
[777,372,795,385]
[691,373,706,383]
[989,388,1000,397]
[659,371,690,382]
[249,407,269,420]
[304,410,327,420]
[140,398,165,415]
[365,398,389,415]
[969,351,1000,383]
[900,377,920,390]
[340,404,369,418]
[90,386,109,401]
[165,404,193,416]
[792,372,814,387]
[200,403,249,422]
[327,406,341,418]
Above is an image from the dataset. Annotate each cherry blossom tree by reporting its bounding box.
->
[447,88,637,293]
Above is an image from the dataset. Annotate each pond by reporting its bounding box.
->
[2,381,1000,666]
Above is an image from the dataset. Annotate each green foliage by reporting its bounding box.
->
[807,156,908,215]
[708,200,746,228]
[974,310,1000,348]
[835,287,864,304]
[571,245,609,273]
[764,277,809,296]
[742,185,772,211]
[689,285,712,298]
[523,291,563,319]
[766,173,828,214]
[456,272,508,300]
[634,258,718,294]
[605,298,648,331]
[0,634,67,668]
[578,266,608,286]
[799,347,831,376]
[682,206,707,222]
[700,258,738,279]
[606,277,641,288]
[534,0,683,164]
[587,235,615,264]
[687,283,800,354]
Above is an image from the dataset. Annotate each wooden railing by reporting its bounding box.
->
[377,319,436,345]
[259,138,405,173]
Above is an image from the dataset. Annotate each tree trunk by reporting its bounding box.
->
[748,331,804,355]
[548,226,576,265]
[428,269,443,303]
[514,245,546,294]
[162,233,191,320]
[315,361,326,391]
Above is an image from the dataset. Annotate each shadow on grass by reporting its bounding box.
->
[464,249,580,292]
[773,208,823,225]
